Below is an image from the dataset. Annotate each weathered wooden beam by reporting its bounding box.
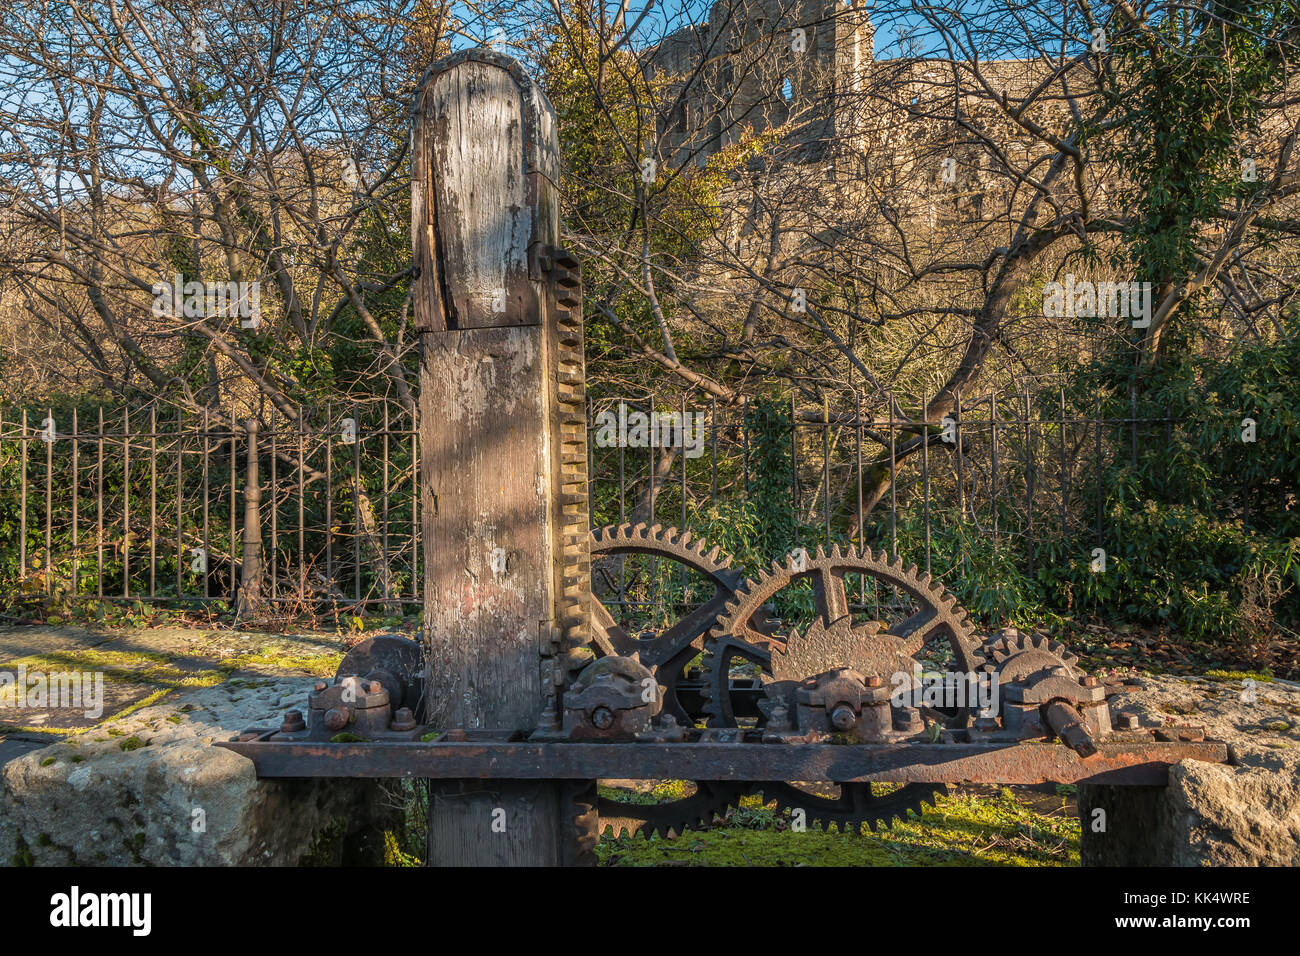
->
[413,50,594,867]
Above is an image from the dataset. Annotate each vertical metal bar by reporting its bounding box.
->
[990,391,999,543]
[790,394,798,534]
[19,409,27,579]
[298,408,306,605]
[123,407,131,599]
[888,397,897,557]
[618,402,626,524]
[955,389,967,579]
[45,407,52,594]
[150,405,157,598]
[1024,391,1034,578]
[742,395,749,496]
[353,403,361,604]
[680,393,687,593]
[1058,387,1068,540]
[271,416,279,603]
[822,394,830,544]
[647,393,656,524]
[203,408,210,599]
[921,392,931,575]
[710,397,718,505]
[383,404,390,605]
[326,401,334,595]
[72,408,78,598]
[680,393,687,531]
[411,410,419,602]
[97,407,104,598]
[230,423,237,600]
[1096,394,1104,549]
[176,407,183,598]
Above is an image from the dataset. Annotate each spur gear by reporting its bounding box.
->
[748,780,944,832]
[979,628,1080,680]
[588,522,746,724]
[701,543,982,726]
[699,543,981,832]
[587,523,749,839]
[595,780,747,840]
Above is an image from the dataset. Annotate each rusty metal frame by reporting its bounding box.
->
[219,732,1227,786]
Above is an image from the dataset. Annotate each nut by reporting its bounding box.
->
[390,706,417,732]
[279,709,306,733]
[590,706,615,730]
[830,704,858,731]
[324,707,350,732]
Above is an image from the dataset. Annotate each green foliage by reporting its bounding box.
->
[744,397,796,563]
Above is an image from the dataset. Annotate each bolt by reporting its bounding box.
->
[390,706,417,731]
[590,706,615,730]
[279,709,306,733]
[658,714,678,728]
[1083,676,1100,687]
[1118,713,1140,730]
[368,680,383,695]
[323,707,349,732]
[866,675,883,688]
[313,681,328,693]
[830,704,857,731]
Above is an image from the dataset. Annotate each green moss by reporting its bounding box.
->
[330,732,364,743]
[69,754,83,763]
[39,757,55,767]
[119,736,145,752]
[419,731,441,742]
[1205,669,1273,683]
[166,714,183,724]
[1265,721,1292,732]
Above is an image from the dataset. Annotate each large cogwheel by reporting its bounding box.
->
[594,780,747,840]
[587,523,749,838]
[700,543,982,726]
[700,543,981,832]
[589,522,746,724]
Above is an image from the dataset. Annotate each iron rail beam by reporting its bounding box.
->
[217,735,1227,786]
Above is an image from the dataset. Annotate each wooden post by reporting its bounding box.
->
[413,51,595,866]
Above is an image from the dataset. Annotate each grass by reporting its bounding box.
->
[596,787,1079,867]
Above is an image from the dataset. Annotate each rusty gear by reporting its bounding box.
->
[596,780,747,840]
[980,629,1081,680]
[699,543,979,832]
[700,543,982,726]
[589,522,746,724]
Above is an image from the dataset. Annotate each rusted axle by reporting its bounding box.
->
[218,732,1226,786]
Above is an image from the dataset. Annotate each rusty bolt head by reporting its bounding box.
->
[368,680,383,695]
[314,681,328,692]
[590,706,615,730]
[866,675,883,688]
[390,707,417,732]
[1083,676,1100,687]
[830,704,858,731]
[323,707,350,732]
[279,709,306,733]
[1118,712,1140,730]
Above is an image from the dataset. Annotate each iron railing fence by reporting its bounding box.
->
[0,404,419,616]
[0,389,1182,624]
